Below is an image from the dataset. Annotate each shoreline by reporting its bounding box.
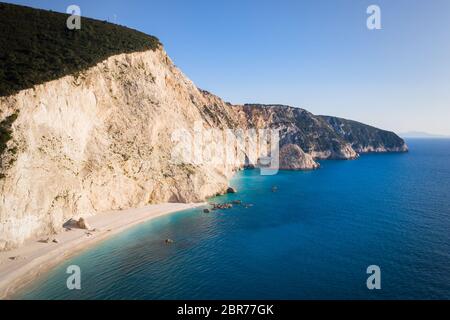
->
[0,202,205,299]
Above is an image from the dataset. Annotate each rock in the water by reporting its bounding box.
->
[232,200,242,205]
[203,209,211,213]
[165,239,174,244]
[226,187,237,194]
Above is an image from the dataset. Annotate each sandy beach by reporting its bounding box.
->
[0,202,205,299]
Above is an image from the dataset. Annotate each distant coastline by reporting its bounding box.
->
[400,132,450,139]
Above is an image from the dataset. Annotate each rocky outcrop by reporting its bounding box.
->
[76,217,91,230]
[226,187,237,194]
[279,144,319,170]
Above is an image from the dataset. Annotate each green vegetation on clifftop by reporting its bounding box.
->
[0,2,161,97]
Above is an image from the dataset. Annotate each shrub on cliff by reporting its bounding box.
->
[0,3,161,97]
[0,112,18,161]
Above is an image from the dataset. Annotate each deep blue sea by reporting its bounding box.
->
[18,139,450,299]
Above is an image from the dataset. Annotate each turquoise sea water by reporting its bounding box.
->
[18,139,450,299]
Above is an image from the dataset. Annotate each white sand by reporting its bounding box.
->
[0,202,204,299]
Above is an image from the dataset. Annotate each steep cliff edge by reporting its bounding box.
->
[239,104,358,160]
[321,116,408,153]
[0,4,407,250]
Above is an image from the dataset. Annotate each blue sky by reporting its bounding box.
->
[6,0,450,135]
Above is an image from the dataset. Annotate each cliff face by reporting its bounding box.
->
[0,49,242,250]
[238,105,358,160]
[321,116,409,153]
[0,4,407,251]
